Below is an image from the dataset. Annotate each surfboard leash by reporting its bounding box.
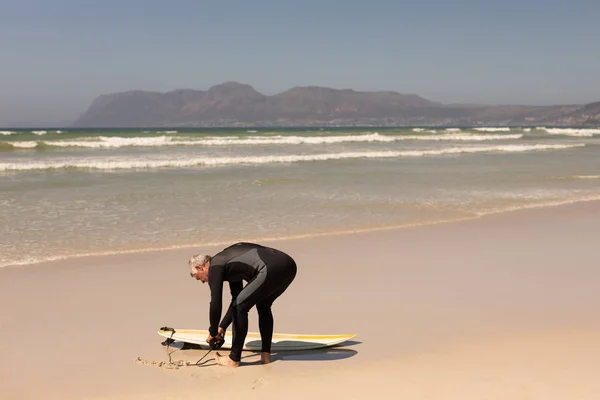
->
[159,326,177,364]
[159,326,222,367]
[194,349,214,366]
[194,334,226,366]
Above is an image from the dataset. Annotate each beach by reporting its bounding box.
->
[3,1,600,398]
[2,200,599,400]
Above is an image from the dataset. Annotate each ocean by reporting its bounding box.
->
[1,126,599,268]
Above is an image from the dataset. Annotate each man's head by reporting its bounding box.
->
[188,254,211,283]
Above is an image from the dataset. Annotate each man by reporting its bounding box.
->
[189,242,297,368]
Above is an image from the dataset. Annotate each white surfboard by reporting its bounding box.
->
[158,327,356,351]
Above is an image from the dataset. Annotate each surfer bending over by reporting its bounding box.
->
[189,242,297,368]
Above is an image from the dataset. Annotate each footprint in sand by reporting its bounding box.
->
[252,377,268,390]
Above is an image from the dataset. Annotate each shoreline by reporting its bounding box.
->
[4,196,600,270]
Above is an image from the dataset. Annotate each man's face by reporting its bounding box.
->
[191,263,209,283]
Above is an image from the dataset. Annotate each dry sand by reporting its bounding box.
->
[1,201,599,399]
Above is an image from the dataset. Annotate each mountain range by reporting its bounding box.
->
[73,82,600,127]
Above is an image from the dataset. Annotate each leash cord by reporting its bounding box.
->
[195,349,214,366]
[164,329,176,364]
[161,327,214,367]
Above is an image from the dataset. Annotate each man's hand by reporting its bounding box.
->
[217,327,226,339]
[206,328,226,344]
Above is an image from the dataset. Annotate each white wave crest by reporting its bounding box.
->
[191,134,398,145]
[10,141,38,148]
[0,143,584,172]
[32,130,47,135]
[401,134,522,141]
[196,133,523,144]
[28,132,525,149]
[473,127,511,132]
[0,131,17,135]
[445,128,461,132]
[543,128,600,137]
[573,175,600,179]
[47,136,177,148]
[412,128,426,132]
[523,128,532,132]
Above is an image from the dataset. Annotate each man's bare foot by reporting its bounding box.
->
[260,352,272,364]
[214,352,240,368]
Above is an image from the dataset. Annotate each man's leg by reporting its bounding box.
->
[227,271,268,363]
[256,302,273,353]
[256,283,288,359]
[256,262,296,362]
[217,259,297,366]
[225,266,282,363]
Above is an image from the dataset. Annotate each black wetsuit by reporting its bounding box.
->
[207,242,297,362]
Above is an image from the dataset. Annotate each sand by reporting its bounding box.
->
[1,201,599,399]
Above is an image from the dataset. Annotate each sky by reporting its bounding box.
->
[1,0,599,126]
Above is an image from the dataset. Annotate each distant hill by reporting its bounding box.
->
[563,101,600,125]
[73,82,600,127]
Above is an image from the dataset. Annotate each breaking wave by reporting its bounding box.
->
[0,143,584,172]
[473,127,511,132]
[1,132,525,149]
[392,134,522,141]
[7,141,38,149]
[542,128,600,137]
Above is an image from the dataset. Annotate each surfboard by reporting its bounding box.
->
[158,327,356,351]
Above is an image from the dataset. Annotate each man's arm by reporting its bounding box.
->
[219,281,243,331]
[208,266,225,337]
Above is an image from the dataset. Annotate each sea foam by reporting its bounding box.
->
[542,128,600,137]
[0,143,584,172]
[9,132,525,149]
[473,127,511,132]
[10,141,38,148]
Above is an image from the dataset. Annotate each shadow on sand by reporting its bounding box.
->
[163,339,361,367]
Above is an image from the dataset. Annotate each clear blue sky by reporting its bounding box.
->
[1,0,599,125]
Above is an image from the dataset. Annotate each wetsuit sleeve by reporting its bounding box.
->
[219,281,244,331]
[208,265,225,337]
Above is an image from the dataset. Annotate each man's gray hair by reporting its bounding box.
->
[188,253,211,274]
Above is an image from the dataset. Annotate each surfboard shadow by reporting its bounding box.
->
[162,339,361,366]
[243,339,361,364]
[244,339,360,351]
[274,347,357,362]
[163,341,205,350]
